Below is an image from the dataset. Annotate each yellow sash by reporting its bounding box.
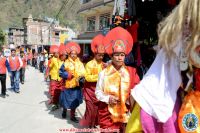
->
[104,65,130,123]
[64,57,85,88]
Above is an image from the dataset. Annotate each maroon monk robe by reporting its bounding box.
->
[98,67,140,132]
[80,82,99,127]
[53,79,65,104]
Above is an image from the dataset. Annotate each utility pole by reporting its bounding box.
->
[40,21,43,52]
[48,24,51,46]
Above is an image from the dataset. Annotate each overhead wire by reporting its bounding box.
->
[43,0,70,32]
[28,0,70,38]
[27,0,75,44]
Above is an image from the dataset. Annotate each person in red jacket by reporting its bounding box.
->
[8,49,23,93]
[27,52,33,66]
[0,50,11,98]
[19,51,27,84]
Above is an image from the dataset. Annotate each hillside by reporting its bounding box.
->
[0,0,82,31]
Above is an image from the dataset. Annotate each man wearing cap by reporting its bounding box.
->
[27,51,32,66]
[8,49,23,93]
[80,34,106,128]
[95,27,140,132]
[39,52,45,73]
[0,50,11,98]
[59,42,85,123]
[19,51,27,84]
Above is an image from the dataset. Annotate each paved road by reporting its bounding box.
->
[0,66,86,133]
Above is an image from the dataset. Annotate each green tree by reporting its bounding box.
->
[0,29,5,46]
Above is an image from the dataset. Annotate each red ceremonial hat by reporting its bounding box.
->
[103,27,133,55]
[59,44,66,55]
[66,42,81,54]
[50,45,59,54]
[91,34,105,54]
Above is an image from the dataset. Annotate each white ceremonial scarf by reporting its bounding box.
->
[131,41,182,122]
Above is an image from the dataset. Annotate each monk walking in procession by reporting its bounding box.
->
[95,27,140,132]
[49,44,66,111]
[59,42,85,123]
[80,34,106,128]
[48,45,59,105]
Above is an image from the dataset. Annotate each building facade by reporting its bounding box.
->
[77,0,114,55]
[23,14,50,47]
[8,27,24,47]
[78,0,114,39]
[50,25,69,46]
[22,14,76,53]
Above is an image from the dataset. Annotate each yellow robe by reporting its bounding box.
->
[85,59,103,82]
[49,57,63,81]
[64,57,85,89]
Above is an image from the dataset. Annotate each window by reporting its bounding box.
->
[55,32,59,36]
[82,0,91,4]
[99,13,110,30]
[9,33,13,36]
[87,17,96,31]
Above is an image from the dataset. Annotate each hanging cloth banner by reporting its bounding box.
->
[113,0,126,16]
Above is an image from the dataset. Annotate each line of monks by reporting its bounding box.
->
[46,26,200,133]
[47,27,140,132]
